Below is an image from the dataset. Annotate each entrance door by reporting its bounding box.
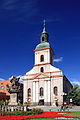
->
[39,99,44,105]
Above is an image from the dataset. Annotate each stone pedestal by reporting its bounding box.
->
[9,93,18,105]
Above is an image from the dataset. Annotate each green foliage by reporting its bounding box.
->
[0,100,4,105]
[31,108,43,115]
[67,84,80,105]
[65,104,72,109]
[21,118,78,120]
[0,108,43,116]
[64,111,80,117]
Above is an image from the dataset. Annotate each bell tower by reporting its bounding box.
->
[34,20,54,69]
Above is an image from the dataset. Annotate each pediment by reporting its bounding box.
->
[33,72,50,79]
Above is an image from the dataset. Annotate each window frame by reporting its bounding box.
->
[40,55,44,62]
[54,86,58,96]
[40,87,44,96]
[27,88,31,97]
[40,67,44,72]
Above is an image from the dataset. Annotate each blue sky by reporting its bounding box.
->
[0,0,80,85]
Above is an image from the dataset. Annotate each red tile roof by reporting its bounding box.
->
[0,80,10,96]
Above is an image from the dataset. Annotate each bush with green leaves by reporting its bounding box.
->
[65,104,72,109]
[67,84,80,105]
[31,108,43,115]
[0,108,43,116]
[0,100,4,105]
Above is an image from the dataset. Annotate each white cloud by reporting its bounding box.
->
[0,78,5,81]
[0,0,18,10]
[1,0,39,12]
[54,57,63,63]
[71,81,80,86]
[17,75,23,83]
[9,76,13,80]
[9,75,23,83]
[46,18,60,23]
[0,0,39,22]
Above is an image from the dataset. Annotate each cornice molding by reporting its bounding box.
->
[34,47,50,52]
[22,75,63,80]
[34,62,51,66]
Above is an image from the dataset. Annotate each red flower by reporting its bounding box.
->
[0,111,80,120]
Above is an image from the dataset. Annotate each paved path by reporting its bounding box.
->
[29,105,80,112]
[70,106,80,111]
[29,106,60,111]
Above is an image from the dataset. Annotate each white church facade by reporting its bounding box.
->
[23,22,72,106]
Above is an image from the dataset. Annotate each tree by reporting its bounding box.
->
[0,100,4,105]
[67,84,80,105]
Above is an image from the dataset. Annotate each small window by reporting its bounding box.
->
[42,37,44,41]
[1,83,3,85]
[40,87,44,96]
[40,67,44,72]
[54,87,58,96]
[0,86,4,90]
[40,55,44,62]
[27,88,31,97]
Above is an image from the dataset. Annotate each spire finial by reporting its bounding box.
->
[43,19,46,27]
[42,19,47,33]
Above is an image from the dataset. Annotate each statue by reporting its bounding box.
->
[7,76,20,93]
[7,76,23,105]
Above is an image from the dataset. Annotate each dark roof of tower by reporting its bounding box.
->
[35,42,50,50]
[35,20,50,50]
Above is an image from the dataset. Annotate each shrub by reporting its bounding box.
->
[31,108,43,115]
[0,108,43,116]
[65,105,72,109]
[0,100,4,105]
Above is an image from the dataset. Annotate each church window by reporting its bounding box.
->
[40,55,44,62]
[40,67,44,72]
[0,86,4,90]
[54,87,58,96]
[42,37,44,41]
[40,87,44,96]
[28,88,31,97]
[1,83,3,85]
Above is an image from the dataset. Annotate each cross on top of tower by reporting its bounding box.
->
[43,19,46,27]
[42,19,47,33]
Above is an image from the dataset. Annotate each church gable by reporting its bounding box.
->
[33,72,50,79]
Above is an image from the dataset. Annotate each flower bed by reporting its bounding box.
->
[0,111,80,120]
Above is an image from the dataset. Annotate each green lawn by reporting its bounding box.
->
[23,119,58,120]
[22,111,80,120]
[22,118,78,120]
[22,119,57,120]
[64,111,80,117]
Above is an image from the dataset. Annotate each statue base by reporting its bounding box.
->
[8,93,18,105]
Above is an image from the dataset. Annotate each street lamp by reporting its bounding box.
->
[70,98,72,105]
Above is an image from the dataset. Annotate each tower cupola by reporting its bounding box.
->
[40,20,49,43]
[35,20,54,65]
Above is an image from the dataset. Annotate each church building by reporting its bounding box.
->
[23,22,72,106]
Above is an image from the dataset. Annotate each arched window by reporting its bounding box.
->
[40,87,44,96]
[54,87,58,96]
[42,37,44,41]
[40,67,44,72]
[40,55,44,62]
[28,88,31,97]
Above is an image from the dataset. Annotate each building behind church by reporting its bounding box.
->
[0,80,10,102]
[23,22,72,106]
